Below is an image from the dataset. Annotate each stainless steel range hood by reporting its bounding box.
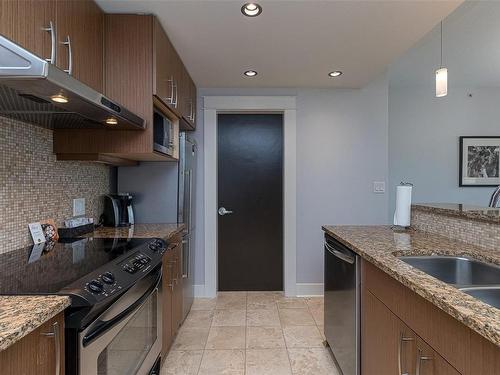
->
[0,35,145,130]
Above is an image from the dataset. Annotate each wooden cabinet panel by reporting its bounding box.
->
[55,0,104,92]
[0,313,65,375]
[153,17,183,117]
[469,332,500,375]
[416,338,461,375]
[0,0,56,63]
[363,260,469,374]
[162,249,174,359]
[362,289,401,375]
[161,239,184,361]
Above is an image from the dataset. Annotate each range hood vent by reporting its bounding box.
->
[0,35,145,130]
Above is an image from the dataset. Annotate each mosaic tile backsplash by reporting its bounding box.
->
[0,117,111,254]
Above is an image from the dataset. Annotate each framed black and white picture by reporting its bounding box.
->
[459,136,500,187]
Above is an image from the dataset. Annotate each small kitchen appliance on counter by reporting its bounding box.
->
[102,194,135,227]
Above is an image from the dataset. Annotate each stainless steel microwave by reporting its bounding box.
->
[153,109,174,156]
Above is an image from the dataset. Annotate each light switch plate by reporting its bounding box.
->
[373,181,385,193]
[73,198,85,216]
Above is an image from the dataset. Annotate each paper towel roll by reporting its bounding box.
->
[393,184,412,227]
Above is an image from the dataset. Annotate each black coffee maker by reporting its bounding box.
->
[102,194,135,227]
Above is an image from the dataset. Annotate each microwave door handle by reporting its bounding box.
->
[81,268,162,347]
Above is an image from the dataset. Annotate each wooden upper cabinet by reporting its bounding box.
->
[0,0,103,92]
[153,18,182,115]
[0,0,57,63]
[153,17,196,130]
[55,0,104,92]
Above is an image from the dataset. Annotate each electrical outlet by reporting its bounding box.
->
[373,181,385,194]
[73,198,85,216]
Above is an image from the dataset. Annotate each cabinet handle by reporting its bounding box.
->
[416,349,433,375]
[60,35,72,75]
[398,332,414,375]
[41,21,57,64]
[167,263,174,290]
[166,76,175,105]
[41,321,61,375]
[188,99,193,121]
[173,80,178,108]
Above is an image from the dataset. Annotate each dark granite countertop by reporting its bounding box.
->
[413,203,500,224]
[323,225,500,346]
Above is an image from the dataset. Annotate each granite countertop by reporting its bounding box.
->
[323,225,500,346]
[87,223,186,241]
[413,203,500,224]
[0,296,70,351]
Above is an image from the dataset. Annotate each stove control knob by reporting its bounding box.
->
[101,272,115,284]
[88,280,104,294]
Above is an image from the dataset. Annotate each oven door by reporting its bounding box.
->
[79,266,162,375]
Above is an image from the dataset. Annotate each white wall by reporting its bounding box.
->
[388,86,500,218]
[192,77,389,292]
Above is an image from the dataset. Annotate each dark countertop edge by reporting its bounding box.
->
[412,204,500,224]
[0,296,71,351]
[321,225,500,346]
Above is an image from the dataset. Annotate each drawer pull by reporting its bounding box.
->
[41,321,61,375]
[398,332,414,375]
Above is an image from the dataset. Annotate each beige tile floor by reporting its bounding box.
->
[161,292,340,375]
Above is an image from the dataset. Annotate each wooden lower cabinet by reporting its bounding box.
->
[161,239,184,362]
[0,312,65,375]
[361,259,499,375]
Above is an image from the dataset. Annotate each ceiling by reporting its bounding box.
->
[389,1,500,89]
[96,0,462,89]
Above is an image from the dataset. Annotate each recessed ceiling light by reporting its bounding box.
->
[328,71,343,78]
[244,70,258,77]
[105,118,118,125]
[241,3,262,17]
[50,94,68,103]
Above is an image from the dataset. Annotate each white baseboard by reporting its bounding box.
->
[193,283,324,298]
[296,283,324,297]
[194,284,207,298]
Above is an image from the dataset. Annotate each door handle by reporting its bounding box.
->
[218,207,233,216]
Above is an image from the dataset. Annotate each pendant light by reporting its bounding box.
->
[435,21,448,97]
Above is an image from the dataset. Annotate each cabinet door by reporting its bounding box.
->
[162,249,174,358]
[362,290,417,375]
[416,338,461,375]
[0,0,56,63]
[154,18,182,114]
[56,0,103,92]
[0,313,64,375]
[173,245,184,333]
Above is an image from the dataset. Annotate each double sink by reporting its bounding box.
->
[398,255,500,309]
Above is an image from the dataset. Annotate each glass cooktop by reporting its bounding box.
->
[0,237,150,294]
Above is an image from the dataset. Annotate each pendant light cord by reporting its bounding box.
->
[440,21,443,68]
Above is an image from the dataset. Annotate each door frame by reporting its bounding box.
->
[203,96,297,297]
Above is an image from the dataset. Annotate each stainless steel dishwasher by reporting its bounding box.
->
[324,234,360,375]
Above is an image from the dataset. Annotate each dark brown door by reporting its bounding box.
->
[218,113,283,291]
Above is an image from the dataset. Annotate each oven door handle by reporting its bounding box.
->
[82,268,162,347]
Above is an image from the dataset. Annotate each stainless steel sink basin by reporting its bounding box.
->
[459,287,500,309]
[398,256,500,287]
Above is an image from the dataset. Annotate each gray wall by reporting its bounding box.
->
[388,86,500,218]
[192,77,389,288]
